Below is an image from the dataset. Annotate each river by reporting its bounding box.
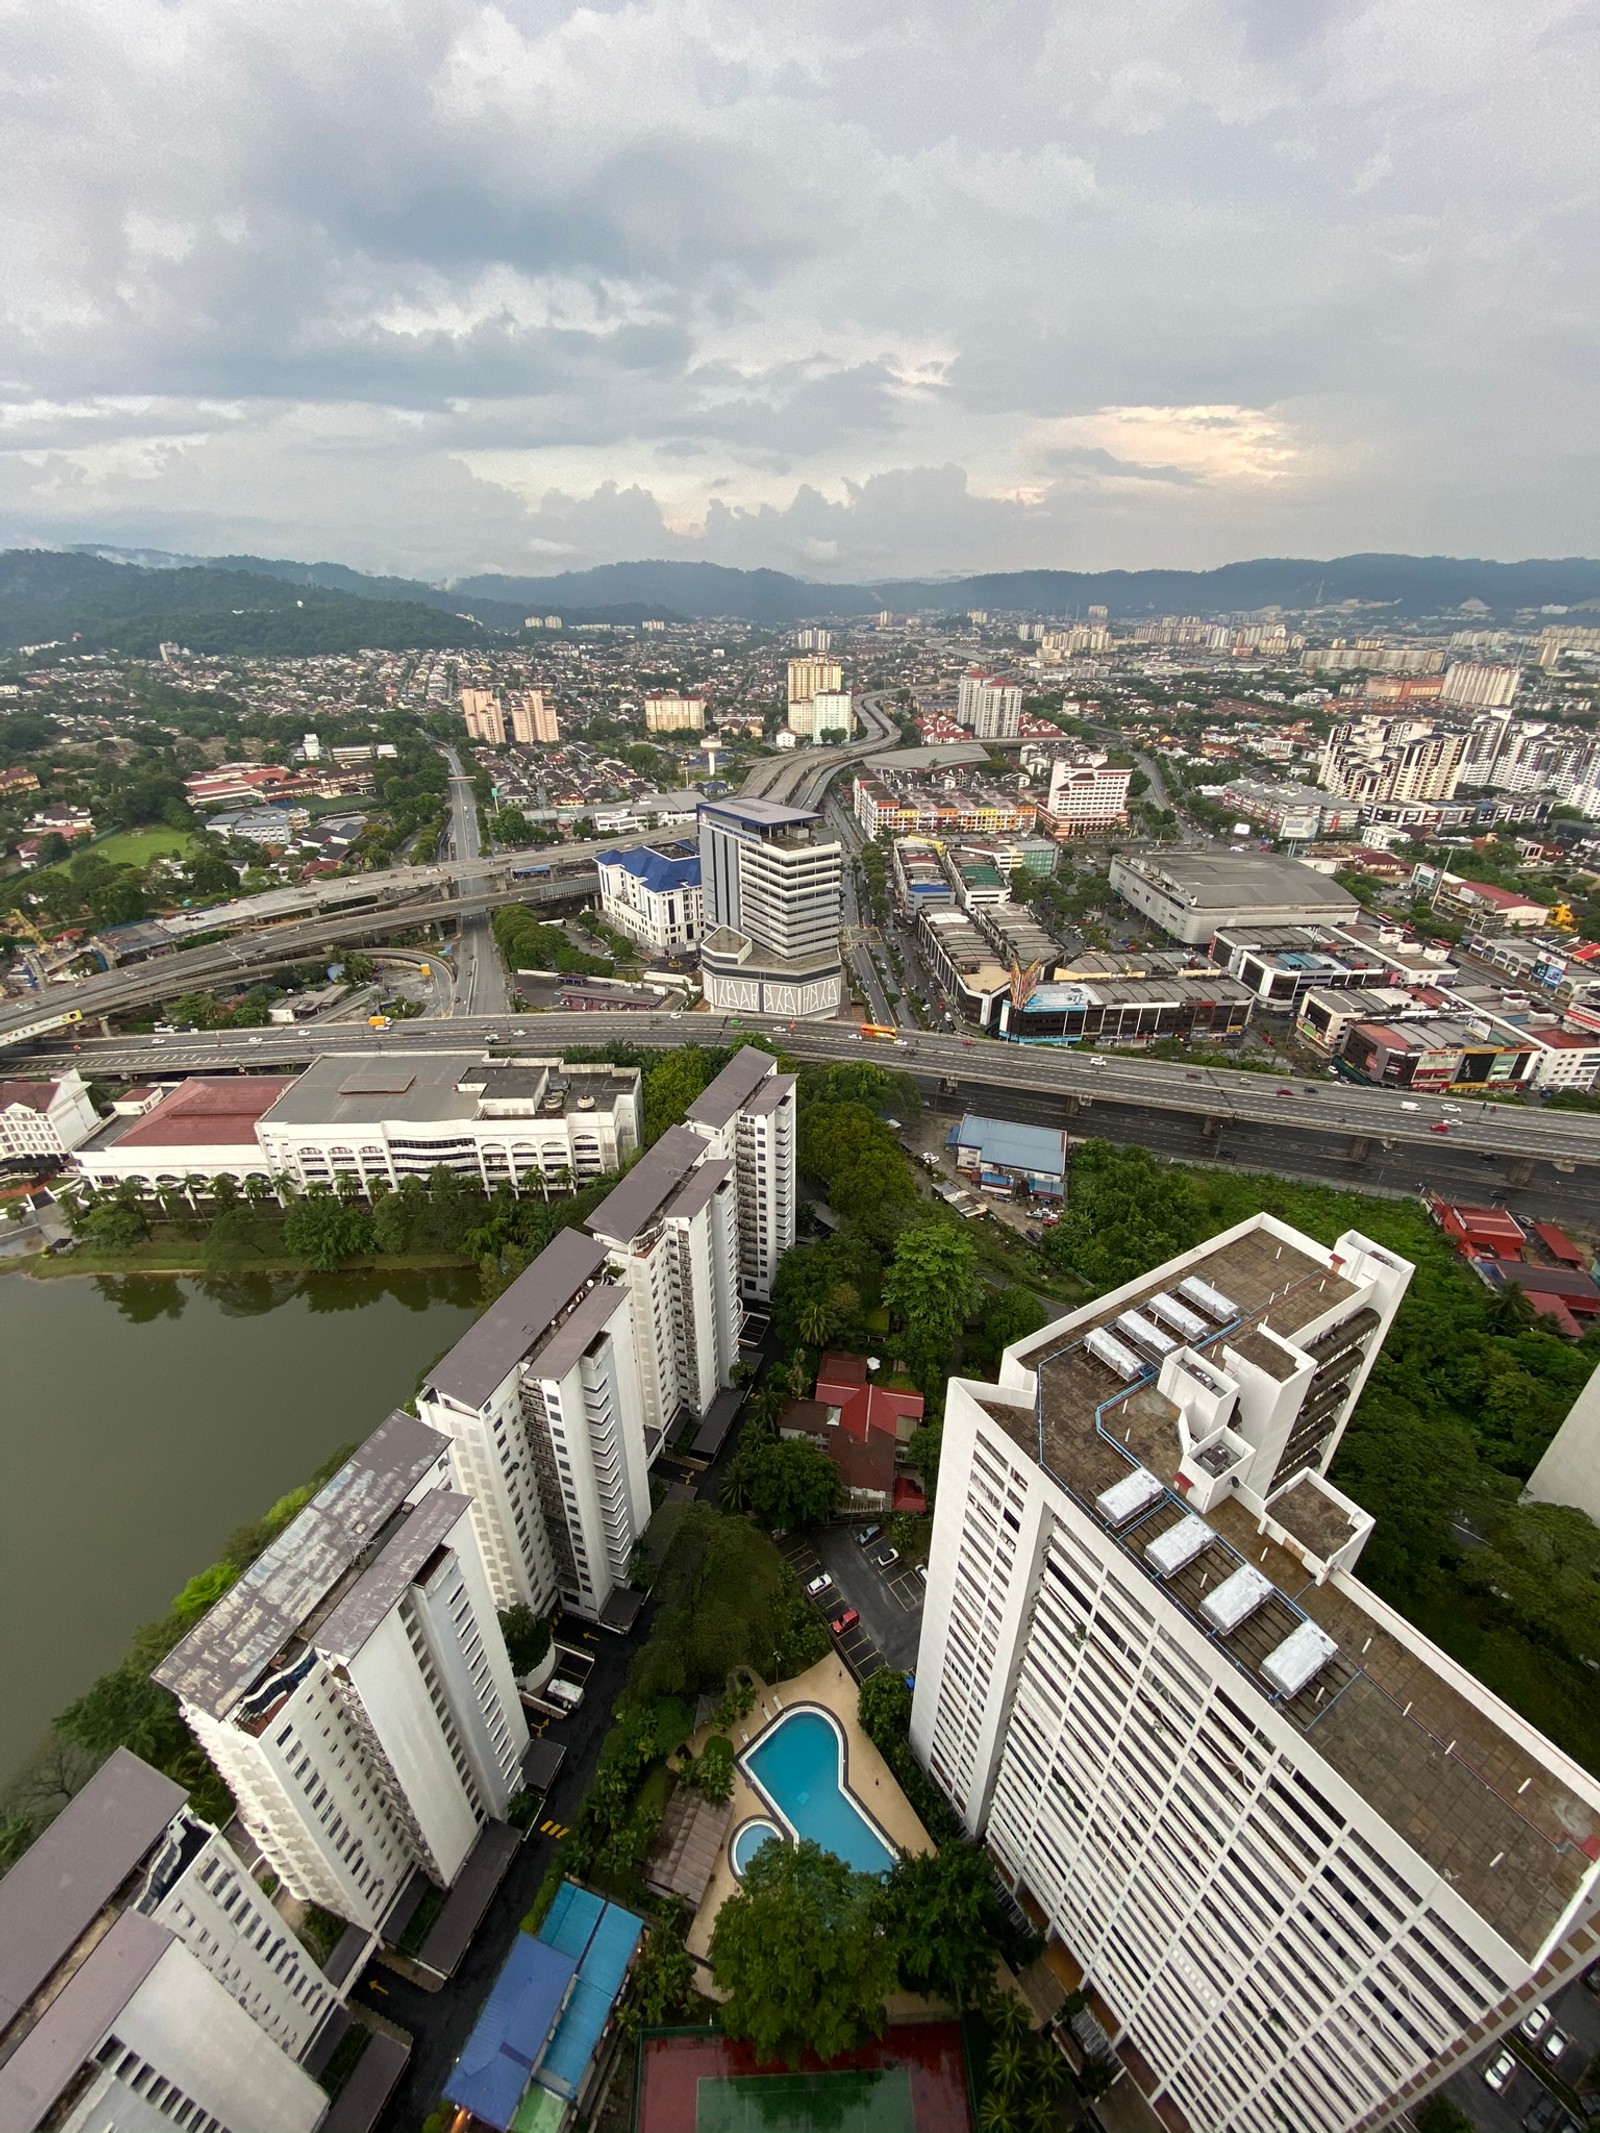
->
[0,1266,482,1787]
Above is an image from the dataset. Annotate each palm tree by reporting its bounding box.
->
[798,1296,837,1349]
[977,2093,1020,2133]
[1485,1282,1538,1336]
[719,1453,755,1513]
[987,2035,1027,2100]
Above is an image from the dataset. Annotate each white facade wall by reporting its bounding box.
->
[910,1220,1600,2133]
[688,1084,797,1302]
[417,1367,559,1615]
[1047,761,1132,827]
[526,1304,652,1614]
[148,1826,338,2064]
[595,856,704,950]
[1524,1359,1600,1524]
[0,1069,99,1158]
[59,1940,327,2133]
[257,1107,629,1196]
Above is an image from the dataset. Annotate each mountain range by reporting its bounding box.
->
[1,546,1597,656]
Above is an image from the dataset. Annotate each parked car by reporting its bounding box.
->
[805,1572,833,1598]
[543,1679,584,1712]
[1484,2049,1517,2092]
[856,1524,882,1549]
[872,1546,900,1570]
[1540,2028,1569,2065]
[1521,2006,1552,2044]
[830,1609,860,1636]
[916,1563,928,1584]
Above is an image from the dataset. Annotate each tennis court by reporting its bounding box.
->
[636,2020,970,2133]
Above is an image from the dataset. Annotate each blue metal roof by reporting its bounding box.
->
[597,843,700,895]
[442,1933,578,2133]
[535,1887,645,2099]
[948,1113,1068,1180]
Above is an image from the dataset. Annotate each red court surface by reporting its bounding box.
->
[635,2019,972,2133]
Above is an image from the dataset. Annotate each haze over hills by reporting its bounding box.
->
[2,545,1598,654]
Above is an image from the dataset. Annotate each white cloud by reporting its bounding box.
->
[0,0,1595,575]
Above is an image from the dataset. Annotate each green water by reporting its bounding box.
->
[0,1267,481,1784]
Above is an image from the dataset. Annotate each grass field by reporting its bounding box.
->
[33,825,194,879]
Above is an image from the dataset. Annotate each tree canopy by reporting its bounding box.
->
[710,1839,895,2067]
[744,1438,841,1532]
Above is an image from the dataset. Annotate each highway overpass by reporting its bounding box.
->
[18,1011,1600,1226]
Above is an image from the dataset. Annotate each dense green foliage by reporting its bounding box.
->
[857,1671,961,1844]
[710,1839,896,2067]
[493,903,612,979]
[878,1843,1010,2008]
[626,1505,828,1705]
[882,1224,980,1388]
[497,1603,551,1677]
[743,1438,842,1531]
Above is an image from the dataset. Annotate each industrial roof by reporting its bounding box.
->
[684,1045,776,1129]
[0,1750,183,2035]
[535,1884,645,2099]
[424,1228,608,1408]
[595,842,700,894]
[442,1932,578,2133]
[1121,851,1359,913]
[949,1114,1069,1178]
[259,1052,633,1129]
[153,1411,447,1719]
[94,1076,290,1149]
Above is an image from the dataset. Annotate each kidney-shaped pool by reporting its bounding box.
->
[739,1706,896,1876]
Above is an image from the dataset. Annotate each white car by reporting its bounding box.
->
[1521,2005,1552,2044]
[1483,2049,1516,2093]
[1541,2027,1569,2064]
[805,1572,833,1598]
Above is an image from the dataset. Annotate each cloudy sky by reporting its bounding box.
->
[1,0,1596,582]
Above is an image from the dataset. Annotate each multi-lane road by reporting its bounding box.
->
[439,746,509,1019]
[19,1011,1600,1219]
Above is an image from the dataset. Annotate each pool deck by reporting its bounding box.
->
[684,1653,934,1982]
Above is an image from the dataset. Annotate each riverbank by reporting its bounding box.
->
[6,1242,478,1279]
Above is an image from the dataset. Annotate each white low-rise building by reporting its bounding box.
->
[0,1066,100,1160]
[595,842,704,952]
[156,1414,530,1937]
[912,1215,1600,2133]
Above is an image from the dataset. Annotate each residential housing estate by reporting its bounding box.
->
[913,1215,1600,2133]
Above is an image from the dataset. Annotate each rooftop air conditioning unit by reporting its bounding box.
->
[1086,1329,1144,1382]
[1147,1291,1209,1343]
[1199,1562,1273,1632]
[1261,1619,1339,1698]
[1178,1275,1237,1322]
[1116,1310,1176,1358]
[1095,1467,1164,1528]
[1145,1515,1215,1579]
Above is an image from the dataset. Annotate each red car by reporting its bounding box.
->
[1430,1121,1451,1134]
[830,1609,860,1636]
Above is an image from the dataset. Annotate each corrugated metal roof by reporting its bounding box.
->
[948,1113,1068,1178]
[442,1932,578,2133]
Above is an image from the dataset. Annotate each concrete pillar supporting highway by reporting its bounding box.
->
[1348,1137,1371,1161]
[1201,1114,1223,1139]
[1063,1093,1082,1116]
[1506,1158,1534,1186]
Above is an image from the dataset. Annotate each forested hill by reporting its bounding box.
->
[0,551,493,655]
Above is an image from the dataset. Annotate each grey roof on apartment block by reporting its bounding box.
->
[685,1045,775,1129]
[527,1280,627,1382]
[425,1228,609,1409]
[744,1073,794,1119]
[0,1750,183,2035]
[316,1491,472,1661]
[0,1910,172,2133]
[664,1155,732,1223]
[154,1411,448,1719]
[585,1125,704,1244]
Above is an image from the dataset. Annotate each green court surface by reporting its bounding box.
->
[696,2067,915,2132]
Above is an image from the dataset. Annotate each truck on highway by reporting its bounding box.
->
[367,1014,391,1030]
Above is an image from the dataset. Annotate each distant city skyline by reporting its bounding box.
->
[2,0,1595,581]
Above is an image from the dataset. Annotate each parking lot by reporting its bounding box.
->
[780,1522,925,1683]
[1442,1963,1600,2133]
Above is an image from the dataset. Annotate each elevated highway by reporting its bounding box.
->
[19,1012,1600,1225]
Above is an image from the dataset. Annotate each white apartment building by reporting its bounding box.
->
[585,1123,743,1439]
[1319,717,1469,806]
[684,1044,798,1302]
[913,1215,1600,2133]
[156,1414,530,1937]
[785,657,844,736]
[0,1749,335,2133]
[1524,1358,1600,1525]
[509,690,558,744]
[808,690,855,741]
[794,628,831,652]
[643,694,705,733]
[253,1053,639,1195]
[698,796,845,1018]
[1440,661,1521,709]
[0,1066,99,1159]
[460,689,505,744]
[1046,759,1132,832]
[958,670,1024,739]
[595,842,704,952]
[417,1227,652,1622]
[1216,779,1362,841]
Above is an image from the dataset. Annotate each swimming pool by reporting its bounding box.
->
[729,1817,781,1878]
[740,1707,896,1877]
